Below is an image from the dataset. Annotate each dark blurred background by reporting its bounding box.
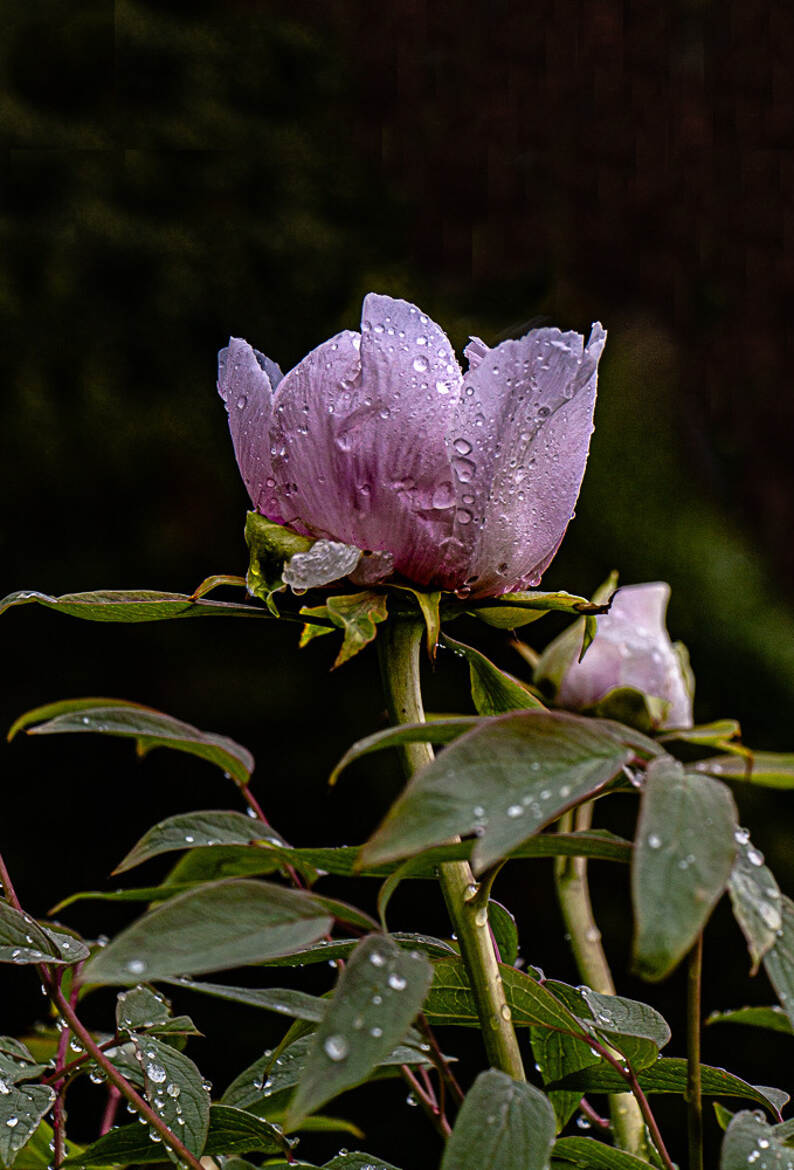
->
[2,0,793,1164]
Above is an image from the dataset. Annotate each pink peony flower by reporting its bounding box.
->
[549,582,694,729]
[218,294,605,598]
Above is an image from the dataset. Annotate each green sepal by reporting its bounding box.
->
[301,591,388,667]
[245,512,314,614]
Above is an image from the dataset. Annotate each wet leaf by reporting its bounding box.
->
[81,880,334,984]
[552,1059,786,1118]
[707,1006,794,1035]
[131,1033,209,1159]
[471,591,607,630]
[720,1110,793,1169]
[441,634,544,713]
[16,701,254,787]
[552,1135,659,1167]
[488,900,519,966]
[424,957,581,1032]
[0,901,76,966]
[728,833,782,972]
[222,1033,432,1112]
[115,811,284,873]
[763,895,794,1030]
[286,934,433,1127]
[116,985,171,1032]
[245,511,314,614]
[694,752,794,788]
[301,591,388,667]
[0,589,270,623]
[440,1069,555,1170]
[360,712,635,873]
[531,1027,600,1131]
[632,756,738,980]
[0,1084,55,1166]
[162,978,327,1023]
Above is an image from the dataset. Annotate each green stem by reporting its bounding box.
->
[555,803,651,1158]
[378,619,525,1080]
[686,934,704,1170]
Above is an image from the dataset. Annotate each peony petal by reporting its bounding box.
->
[463,336,490,370]
[449,323,605,596]
[217,339,283,521]
[557,582,693,728]
[268,295,466,587]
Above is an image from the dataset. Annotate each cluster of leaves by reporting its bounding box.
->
[3,572,794,1170]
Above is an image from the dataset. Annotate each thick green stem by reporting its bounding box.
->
[555,804,652,1158]
[686,934,704,1170]
[378,619,525,1080]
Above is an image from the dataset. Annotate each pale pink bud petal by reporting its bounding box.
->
[557,582,693,728]
[217,339,284,521]
[448,323,605,597]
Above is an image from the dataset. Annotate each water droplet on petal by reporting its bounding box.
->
[412,355,429,373]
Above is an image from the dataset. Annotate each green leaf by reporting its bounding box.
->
[301,591,388,667]
[632,756,738,980]
[552,1059,786,1118]
[115,811,284,873]
[222,1033,432,1112]
[0,1038,49,1087]
[0,589,270,623]
[244,511,313,613]
[81,880,334,984]
[360,712,635,873]
[441,635,545,713]
[163,844,285,885]
[763,895,794,1030]
[17,702,255,787]
[286,934,433,1127]
[245,933,457,969]
[470,591,608,630]
[116,985,171,1031]
[202,1103,291,1155]
[566,983,671,1071]
[391,587,442,658]
[552,1135,658,1167]
[324,1154,403,1170]
[162,978,328,1023]
[728,833,782,972]
[0,901,80,966]
[8,1121,81,1169]
[488,900,519,967]
[440,1069,556,1170]
[424,957,581,1032]
[707,1006,794,1035]
[694,752,794,788]
[51,883,199,913]
[659,719,742,748]
[131,1033,210,1159]
[531,1027,601,1131]
[720,1110,792,1169]
[330,718,482,786]
[0,1084,55,1167]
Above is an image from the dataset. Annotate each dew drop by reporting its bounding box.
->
[388,973,407,991]
[324,1035,348,1062]
[453,437,472,455]
[506,804,524,818]
[370,1026,383,1038]
[235,395,247,410]
[412,355,429,373]
[146,1063,167,1084]
[416,335,428,347]
[647,834,662,850]
[127,959,147,975]
[6,1118,18,1129]
[369,952,386,967]
[452,456,476,483]
[735,827,751,846]
[747,847,764,867]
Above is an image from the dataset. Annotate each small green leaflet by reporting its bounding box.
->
[14,700,255,787]
[488,900,519,967]
[116,986,171,1031]
[552,1135,658,1167]
[286,934,433,1127]
[0,1083,56,1166]
[469,590,607,630]
[81,879,334,984]
[131,1034,210,1160]
[0,901,88,966]
[763,895,794,1031]
[424,957,581,1032]
[115,811,284,873]
[531,1026,600,1131]
[720,1110,794,1169]
[728,832,782,973]
[222,1033,433,1112]
[63,1104,289,1165]
[301,590,388,667]
[162,978,328,1023]
[694,752,794,789]
[707,1006,794,1035]
[0,588,271,623]
[632,756,738,980]
[360,711,635,872]
[330,718,480,785]
[441,634,545,713]
[440,1070,556,1170]
[551,981,671,1072]
[550,1058,786,1118]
